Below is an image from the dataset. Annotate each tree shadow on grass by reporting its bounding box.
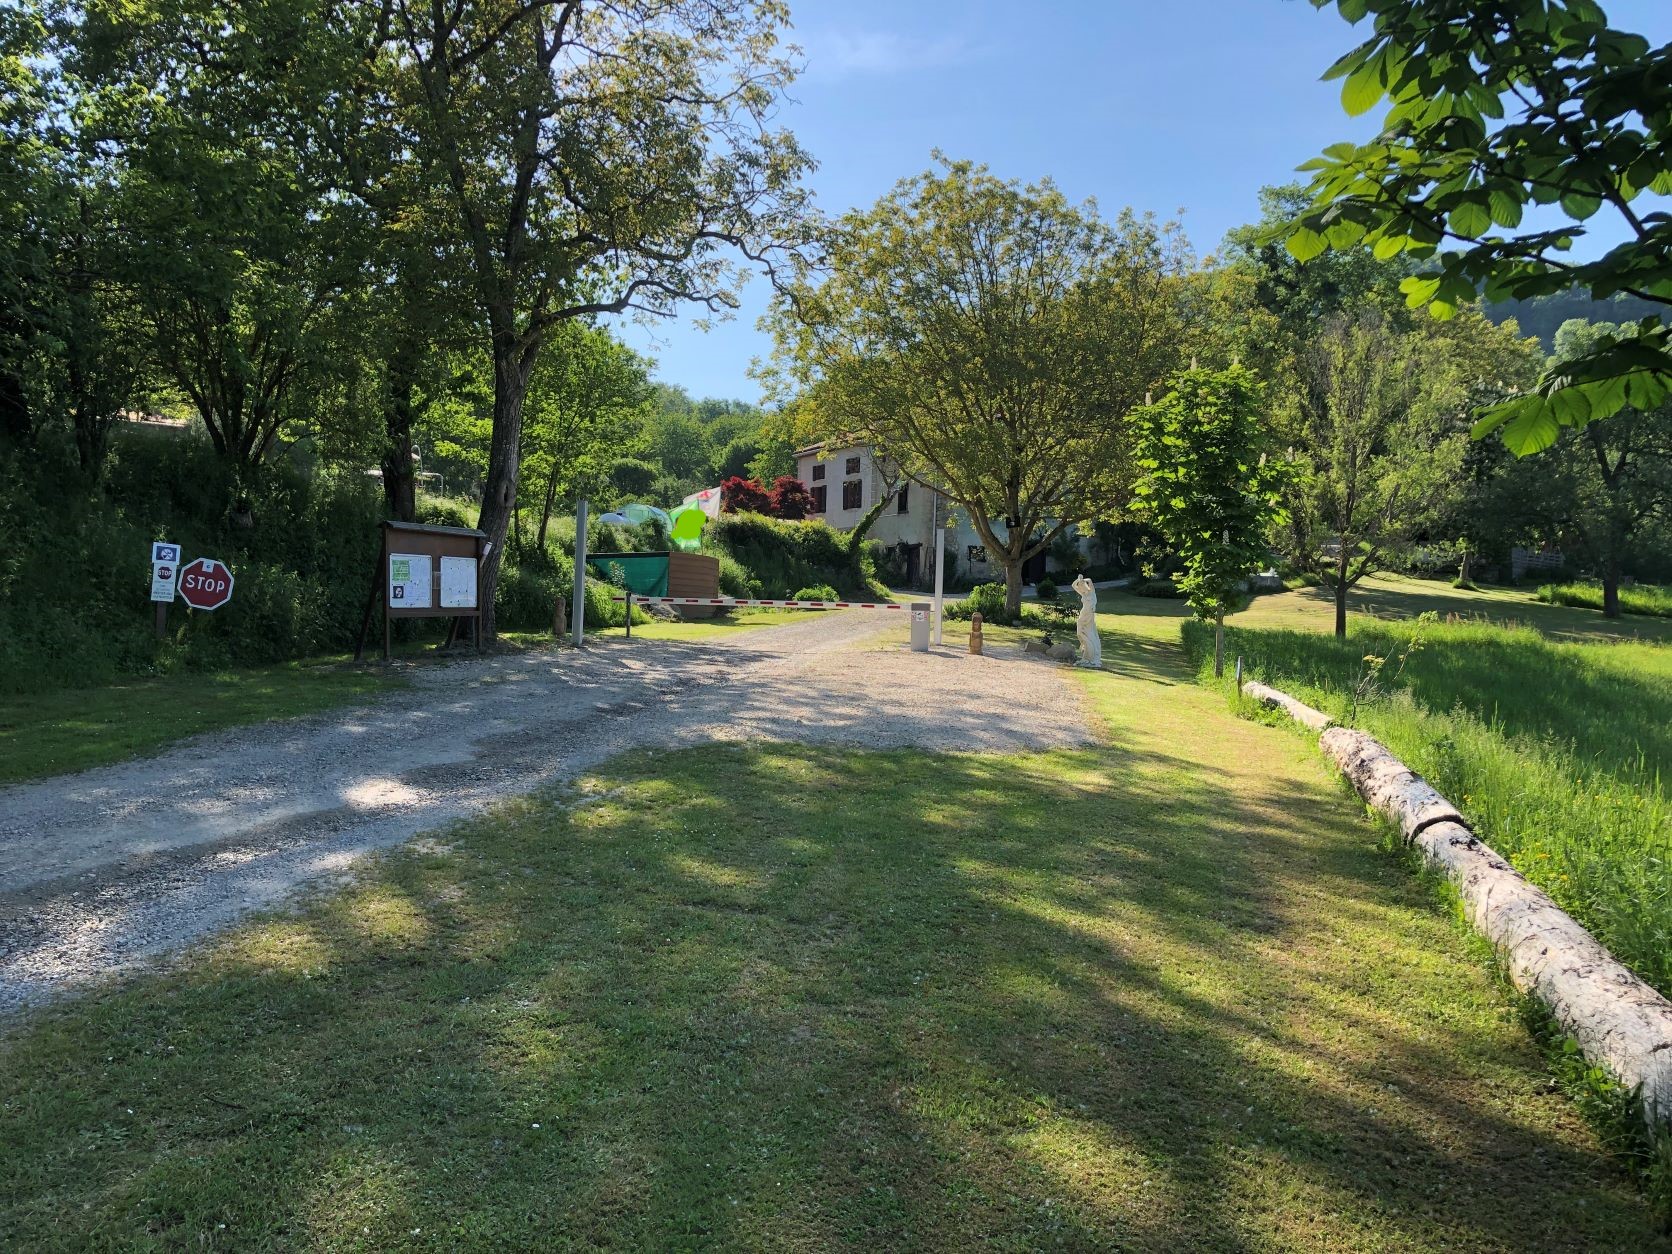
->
[0,740,1664,1250]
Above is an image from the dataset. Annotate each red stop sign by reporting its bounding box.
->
[177,557,235,611]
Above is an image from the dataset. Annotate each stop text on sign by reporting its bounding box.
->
[177,557,235,611]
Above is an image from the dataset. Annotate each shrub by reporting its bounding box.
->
[707,511,883,599]
[417,499,474,529]
[1133,577,1184,599]
[944,582,1016,625]
[720,475,772,514]
[1034,577,1057,603]
[792,584,839,603]
[768,476,816,520]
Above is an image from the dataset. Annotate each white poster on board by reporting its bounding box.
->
[388,553,433,608]
[440,556,478,609]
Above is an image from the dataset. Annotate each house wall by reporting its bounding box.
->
[793,441,1095,588]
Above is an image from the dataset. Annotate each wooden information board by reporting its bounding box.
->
[355,520,488,660]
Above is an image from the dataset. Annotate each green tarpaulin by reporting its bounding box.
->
[586,553,669,597]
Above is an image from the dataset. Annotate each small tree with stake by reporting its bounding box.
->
[1131,364,1285,676]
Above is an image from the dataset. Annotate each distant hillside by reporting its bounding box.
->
[1483,290,1663,350]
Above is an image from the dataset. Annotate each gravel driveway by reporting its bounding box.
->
[0,612,1091,1012]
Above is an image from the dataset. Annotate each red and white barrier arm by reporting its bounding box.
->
[610,595,911,610]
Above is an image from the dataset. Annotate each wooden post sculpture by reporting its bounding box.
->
[1072,574,1101,668]
[969,611,984,655]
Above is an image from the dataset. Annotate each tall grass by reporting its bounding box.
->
[1184,618,1672,997]
[1538,581,1672,619]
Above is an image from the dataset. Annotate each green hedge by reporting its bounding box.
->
[705,512,885,600]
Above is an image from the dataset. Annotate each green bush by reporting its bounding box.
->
[791,584,839,602]
[1034,577,1058,603]
[944,582,1017,625]
[417,499,474,529]
[1133,577,1184,599]
[707,511,884,599]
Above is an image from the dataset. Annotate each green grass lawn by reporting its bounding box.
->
[591,606,823,642]
[0,664,403,788]
[3,620,1666,1248]
[1538,580,1672,619]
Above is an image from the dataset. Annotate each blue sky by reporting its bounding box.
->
[611,0,1672,402]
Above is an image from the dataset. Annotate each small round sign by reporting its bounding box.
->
[177,557,234,611]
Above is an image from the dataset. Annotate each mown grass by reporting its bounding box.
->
[1184,616,1672,1000]
[1539,580,1672,619]
[3,653,1665,1248]
[0,664,403,788]
[592,606,821,642]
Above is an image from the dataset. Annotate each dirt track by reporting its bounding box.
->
[0,613,1091,1012]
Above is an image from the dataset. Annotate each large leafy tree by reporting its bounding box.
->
[75,0,377,492]
[766,158,1190,615]
[1131,364,1285,675]
[1543,318,1672,616]
[1284,311,1469,637]
[0,2,152,472]
[519,322,653,550]
[386,0,813,635]
[1286,0,1672,453]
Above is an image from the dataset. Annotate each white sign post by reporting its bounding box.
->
[150,562,177,603]
[149,541,179,638]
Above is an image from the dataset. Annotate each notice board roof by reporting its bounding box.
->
[382,519,487,540]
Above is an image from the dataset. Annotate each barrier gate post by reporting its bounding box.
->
[572,498,589,646]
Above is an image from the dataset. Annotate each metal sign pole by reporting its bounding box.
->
[572,497,589,646]
[931,493,946,646]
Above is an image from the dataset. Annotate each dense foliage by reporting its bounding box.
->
[1131,364,1284,669]
[766,158,1189,614]
[1289,0,1672,453]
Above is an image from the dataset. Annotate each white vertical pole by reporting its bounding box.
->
[932,493,945,645]
[572,497,589,646]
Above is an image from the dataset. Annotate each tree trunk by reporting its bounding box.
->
[475,334,536,639]
[0,316,30,446]
[1333,551,1349,638]
[1602,552,1622,619]
[1213,607,1225,678]
[536,457,560,552]
[1002,560,1023,618]
[1321,726,1672,1128]
[380,341,421,522]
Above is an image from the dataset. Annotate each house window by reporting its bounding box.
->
[896,484,909,514]
[842,479,863,510]
[811,463,825,482]
[845,455,861,475]
[812,484,827,513]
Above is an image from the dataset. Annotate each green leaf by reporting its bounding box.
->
[1400,275,1440,308]
[1559,190,1602,220]
[1285,227,1328,262]
[1487,188,1524,229]
[1341,60,1385,116]
[1447,200,1491,238]
[1473,396,1561,456]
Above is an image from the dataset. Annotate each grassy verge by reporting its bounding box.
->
[1539,581,1672,619]
[2,640,1665,1247]
[592,607,820,642]
[0,664,403,788]
[1183,616,1672,1001]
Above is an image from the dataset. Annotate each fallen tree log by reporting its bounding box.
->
[1241,681,1333,731]
[1321,725,1672,1128]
